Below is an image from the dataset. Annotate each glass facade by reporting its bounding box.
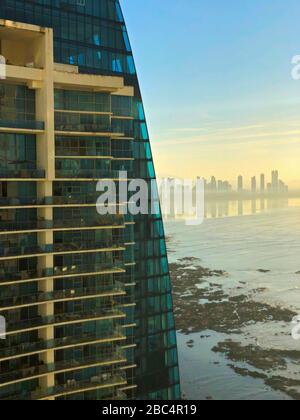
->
[0,0,180,400]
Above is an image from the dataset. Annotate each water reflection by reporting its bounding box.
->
[163,198,300,221]
[204,198,300,219]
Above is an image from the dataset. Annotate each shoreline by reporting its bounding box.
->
[170,257,300,400]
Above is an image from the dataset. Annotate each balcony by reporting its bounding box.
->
[0,351,126,388]
[106,391,127,400]
[0,169,45,179]
[0,328,126,362]
[111,149,134,159]
[0,194,124,208]
[0,283,125,311]
[0,283,125,310]
[0,215,125,233]
[55,169,122,180]
[52,260,124,277]
[53,239,125,253]
[54,110,113,133]
[53,215,125,229]
[51,194,129,206]
[0,120,44,132]
[111,120,134,138]
[55,123,123,137]
[6,373,127,400]
[0,261,125,286]
[0,239,125,260]
[39,372,127,400]
[5,308,126,335]
[0,196,42,208]
[111,107,133,119]
[0,220,52,233]
[0,243,52,259]
[55,147,112,158]
[55,123,110,132]
[51,194,103,206]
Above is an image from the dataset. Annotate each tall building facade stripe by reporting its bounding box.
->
[0,0,180,400]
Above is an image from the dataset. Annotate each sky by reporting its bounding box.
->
[121,0,300,189]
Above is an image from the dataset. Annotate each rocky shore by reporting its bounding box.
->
[170,257,300,399]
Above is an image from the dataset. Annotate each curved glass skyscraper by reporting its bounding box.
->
[0,0,180,400]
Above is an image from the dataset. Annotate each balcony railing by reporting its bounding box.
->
[55,215,124,228]
[0,351,125,387]
[0,260,125,285]
[107,391,127,400]
[111,121,134,138]
[53,240,124,253]
[0,244,52,258]
[55,147,111,157]
[0,283,125,310]
[6,308,125,334]
[6,372,127,400]
[0,328,125,361]
[53,194,128,205]
[51,194,103,206]
[0,195,129,207]
[111,106,133,118]
[0,120,45,131]
[0,240,125,258]
[55,123,122,134]
[0,215,125,232]
[0,195,101,207]
[0,239,125,260]
[0,169,45,179]
[52,260,124,277]
[0,197,42,207]
[111,150,134,159]
[55,169,121,179]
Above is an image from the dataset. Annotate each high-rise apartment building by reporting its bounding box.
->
[260,174,265,193]
[271,170,279,193]
[251,176,257,193]
[210,176,217,192]
[0,1,180,401]
[237,175,243,192]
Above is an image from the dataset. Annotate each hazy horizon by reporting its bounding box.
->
[122,0,300,188]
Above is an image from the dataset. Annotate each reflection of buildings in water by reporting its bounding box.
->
[210,202,217,218]
[204,197,293,219]
[205,201,229,219]
[238,200,243,216]
[251,199,256,215]
[218,202,229,218]
[163,196,297,221]
[267,198,289,210]
[223,202,229,217]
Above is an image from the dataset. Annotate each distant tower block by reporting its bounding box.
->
[218,180,223,192]
[272,170,279,192]
[260,174,265,193]
[237,175,243,192]
[267,182,272,194]
[251,176,257,193]
[210,176,217,192]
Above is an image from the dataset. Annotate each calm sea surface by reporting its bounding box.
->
[165,198,300,400]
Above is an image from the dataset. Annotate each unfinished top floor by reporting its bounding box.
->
[0,19,134,95]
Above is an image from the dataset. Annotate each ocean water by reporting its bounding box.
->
[165,198,300,400]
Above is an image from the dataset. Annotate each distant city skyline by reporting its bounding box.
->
[203,170,289,194]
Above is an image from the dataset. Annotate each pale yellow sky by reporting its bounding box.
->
[151,117,300,190]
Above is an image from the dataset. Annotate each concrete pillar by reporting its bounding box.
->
[34,28,55,395]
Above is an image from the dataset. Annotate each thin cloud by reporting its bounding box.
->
[154,128,300,147]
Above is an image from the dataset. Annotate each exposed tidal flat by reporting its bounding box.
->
[165,201,300,400]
